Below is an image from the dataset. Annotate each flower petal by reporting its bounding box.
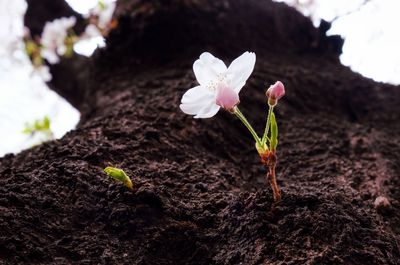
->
[226,51,256,93]
[180,97,214,115]
[266,81,285,100]
[180,102,204,115]
[36,66,52,82]
[215,85,239,110]
[84,24,102,38]
[180,86,215,115]
[194,103,220,119]
[41,49,60,64]
[193,52,227,87]
[181,86,213,104]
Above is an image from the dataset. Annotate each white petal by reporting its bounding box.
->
[57,45,67,56]
[84,24,102,38]
[180,97,213,115]
[180,100,216,115]
[98,2,116,29]
[180,86,215,115]
[59,16,76,29]
[226,51,256,93]
[34,66,52,82]
[181,86,213,104]
[41,49,59,64]
[194,103,220,119]
[193,52,227,87]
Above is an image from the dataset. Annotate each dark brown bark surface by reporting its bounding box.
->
[1,0,400,264]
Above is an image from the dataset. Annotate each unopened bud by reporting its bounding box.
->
[266,81,285,106]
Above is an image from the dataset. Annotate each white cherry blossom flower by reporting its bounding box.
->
[90,0,116,30]
[40,17,76,64]
[180,51,256,118]
[0,0,27,59]
[83,24,102,39]
[34,65,52,82]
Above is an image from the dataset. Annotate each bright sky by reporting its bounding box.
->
[0,0,399,157]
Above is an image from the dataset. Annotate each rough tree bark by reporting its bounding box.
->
[1,0,400,264]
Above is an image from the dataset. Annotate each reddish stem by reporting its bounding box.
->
[268,164,281,201]
[260,151,281,202]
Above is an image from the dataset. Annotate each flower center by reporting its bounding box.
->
[206,73,228,92]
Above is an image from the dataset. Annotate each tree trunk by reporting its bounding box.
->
[1,0,400,264]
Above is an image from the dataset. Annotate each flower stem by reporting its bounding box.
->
[261,152,281,202]
[233,107,262,147]
[268,163,281,201]
[261,105,274,145]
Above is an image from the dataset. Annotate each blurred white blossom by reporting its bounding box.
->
[0,0,80,156]
[40,17,76,64]
[274,0,400,84]
[91,0,116,30]
[73,0,116,56]
[33,65,52,82]
[0,0,27,64]
[84,24,102,38]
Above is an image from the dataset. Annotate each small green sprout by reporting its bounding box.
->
[22,116,54,141]
[104,167,134,190]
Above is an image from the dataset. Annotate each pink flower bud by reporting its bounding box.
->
[266,81,285,106]
[216,85,240,111]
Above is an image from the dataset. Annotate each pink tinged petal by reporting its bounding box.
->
[193,52,227,87]
[266,81,285,106]
[266,81,285,100]
[226,51,256,93]
[215,85,240,110]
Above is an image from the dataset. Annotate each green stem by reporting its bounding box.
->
[233,107,262,147]
[262,105,274,145]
